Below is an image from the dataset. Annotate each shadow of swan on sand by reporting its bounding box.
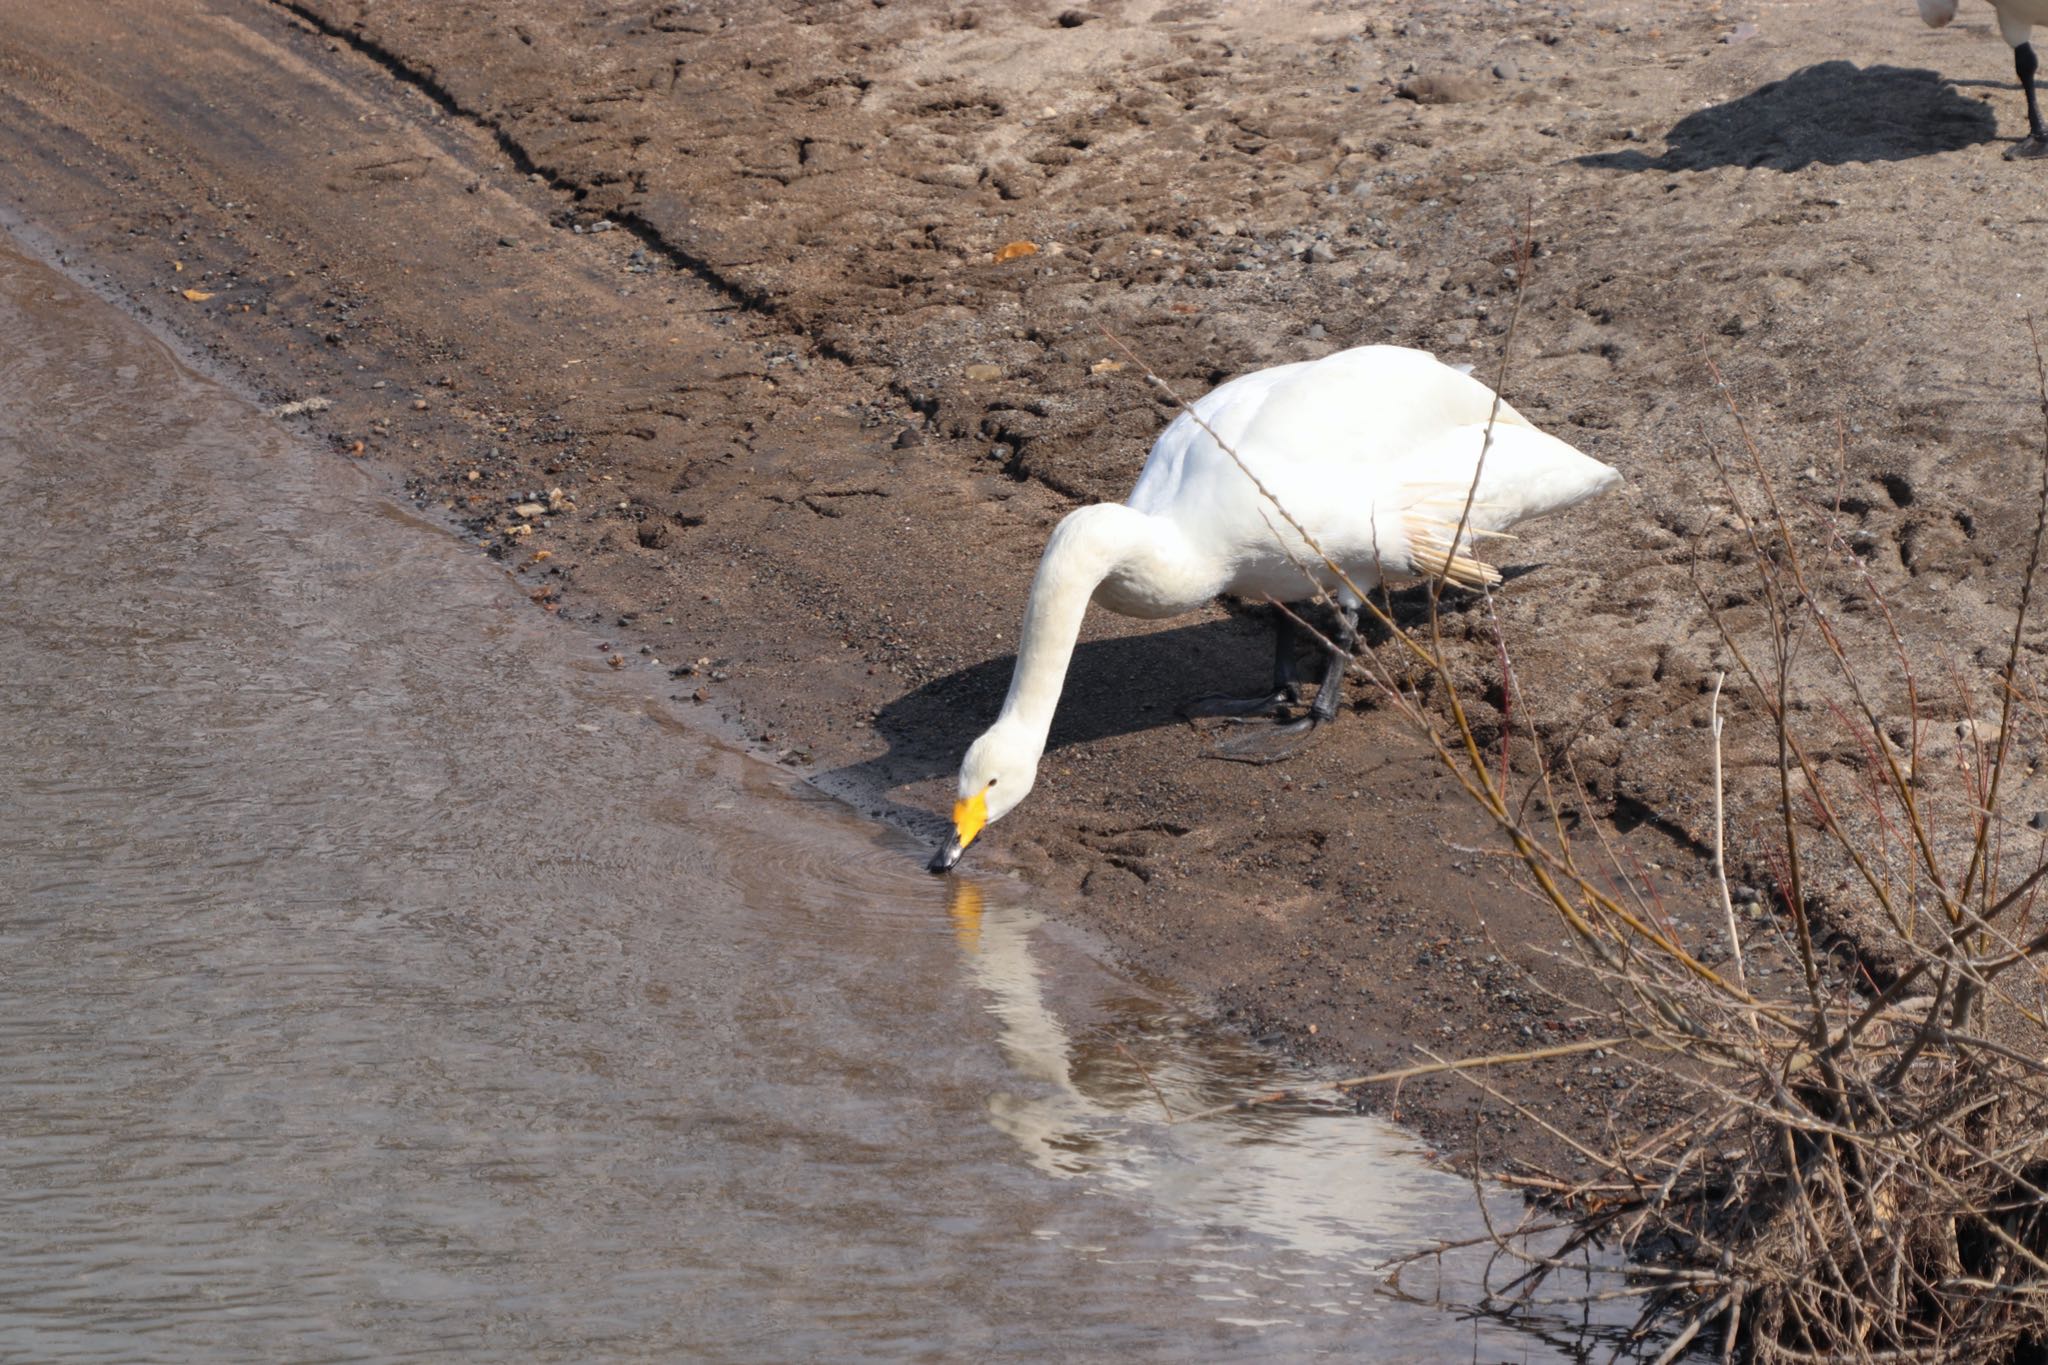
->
[810,614,1269,833]
[808,580,1506,837]
[1579,61,1998,172]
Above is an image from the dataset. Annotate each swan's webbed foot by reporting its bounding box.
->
[1202,714,1324,764]
[1181,603,1310,725]
[2007,134,2048,161]
[1178,686,1299,722]
[1190,599,1359,764]
[1198,658,1349,763]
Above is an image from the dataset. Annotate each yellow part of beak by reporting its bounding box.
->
[952,790,989,851]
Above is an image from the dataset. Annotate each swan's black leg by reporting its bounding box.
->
[1178,606,1305,720]
[2009,42,2048,160]
[1206,603,1360,764]
[1305,601,1360,724]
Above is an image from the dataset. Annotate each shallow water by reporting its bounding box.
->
[0,234,1638,1361]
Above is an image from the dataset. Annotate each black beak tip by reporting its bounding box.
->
[928,841,963,874]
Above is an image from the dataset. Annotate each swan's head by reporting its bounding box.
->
[927,722,1041,873]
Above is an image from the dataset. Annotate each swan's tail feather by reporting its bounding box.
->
[1397,425,1622,535]
[1386,423,1617,588]
[1402,490,1520,541]
[1404,513,1503,590]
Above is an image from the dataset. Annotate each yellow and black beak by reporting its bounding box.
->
[927,790,989,874]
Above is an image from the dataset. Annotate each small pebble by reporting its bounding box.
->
[1397,73,1489,105]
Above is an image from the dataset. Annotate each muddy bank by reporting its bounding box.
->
[5,0,2046,1161]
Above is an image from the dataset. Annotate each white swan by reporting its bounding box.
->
[1919,0,2048,159]
[927,344,1621,873]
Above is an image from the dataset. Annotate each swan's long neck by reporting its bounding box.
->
[997,503,1192,752]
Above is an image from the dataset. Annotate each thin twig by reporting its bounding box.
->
[1112,1040,1177,1123]
[1712,670,1749,991]
[1168,1035,1631,1126]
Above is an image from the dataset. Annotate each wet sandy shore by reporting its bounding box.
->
[5,230,1675,1360]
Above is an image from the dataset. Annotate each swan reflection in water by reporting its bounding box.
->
[941,880,1485,1263]
[947,880,1117,1178]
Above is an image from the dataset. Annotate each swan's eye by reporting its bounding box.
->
[986,778,999,789]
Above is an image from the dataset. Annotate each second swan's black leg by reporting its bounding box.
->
[1206,602,1360,764]
[2009,42,2048,160]
[1179,606,1305,720]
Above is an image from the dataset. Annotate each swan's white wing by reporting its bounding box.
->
[1125,359,1315,515]
[1225,347,1614,522]
[1123,346,1618,585]
[1230,346,1531,459]
[1131,346,1495,522]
